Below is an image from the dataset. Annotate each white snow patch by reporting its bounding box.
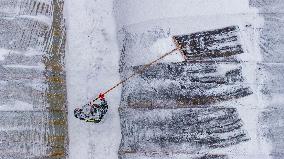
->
[0,127,33,132]
[25,48,44,56]
[0,48,44,59]
[2,14,52,25]
[16,48,45,57]
[0,48,10,61]
[0,80,8,85]
[18,15,52,25]
[0,100,34,111]
[149,37,184,63]
[3,63,45,70]
[25,79,48,92]
[36,0,51,3]
[115,0,258,28]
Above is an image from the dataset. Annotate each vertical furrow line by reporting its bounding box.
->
[43,0,68,158]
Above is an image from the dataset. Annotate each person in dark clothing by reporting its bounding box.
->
[96,93,108,121]
[74,93,108,123]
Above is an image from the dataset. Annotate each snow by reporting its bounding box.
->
[0,48,10,61]
[149,37,184,63]
[65,0,121,159]
[22,48,45,57]
[114,0,258,29]
[3,64,45,70]
[2,14,52,25]
[114,0,271,158]
[64,0,271,158]
[0,100,34,111]
[0,80,8,85]
[25,79,47,92]
[18,15,52,25]
[0,48,44,61]
[36,0,51,3]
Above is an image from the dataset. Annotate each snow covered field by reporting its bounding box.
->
[0,0,68,158]
[66,0,284,158]
[1,0,284,158]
